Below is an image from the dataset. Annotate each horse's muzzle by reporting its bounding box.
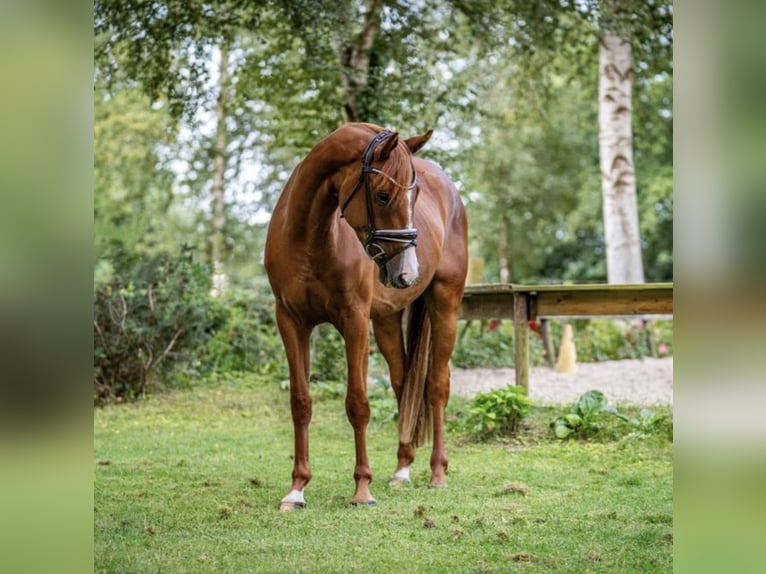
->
[376,246,419,290]
[388,269,417,289]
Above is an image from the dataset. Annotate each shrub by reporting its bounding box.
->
[311,324,347,383]
[551,390,629,440]
[93,248,226,405]
[452,320,546,368]
[201,289,286,378]
[570,318,673,362]
[466,385,531,440]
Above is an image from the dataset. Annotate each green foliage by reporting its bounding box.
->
[452,319,671,369]
[94,85,178,259]
[467,385,531,440]
[551,390,630,440]
[571,318,672,362]
[94,0,672,288]
[311,324,347,383]
[452,322,513,368]
[93,248,226,404]
[452,320,546,368]
[201,289,286,378]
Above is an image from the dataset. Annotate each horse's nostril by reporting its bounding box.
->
[394,274,415,289]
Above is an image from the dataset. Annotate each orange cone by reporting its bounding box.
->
[556,324,577,374]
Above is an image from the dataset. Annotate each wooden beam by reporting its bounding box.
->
[458,283,673,394]
[459,283,673,320]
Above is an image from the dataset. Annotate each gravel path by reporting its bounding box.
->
[451,357,673,406]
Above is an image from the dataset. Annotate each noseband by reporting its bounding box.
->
[339,130,418,268]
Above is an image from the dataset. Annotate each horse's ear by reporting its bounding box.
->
[405,129,433,155]
[378,132,400,161]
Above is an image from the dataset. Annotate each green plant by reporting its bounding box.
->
[566,318,674,362]
[311,324,347,383]
[93,247,226,404]
[201,289,286,378]
[467,385,531,440]
[453,321,546,368]
[551,390,629,440]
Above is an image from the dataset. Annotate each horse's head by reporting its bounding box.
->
[339,128,433,289]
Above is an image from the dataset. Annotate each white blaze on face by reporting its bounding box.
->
[400,187,419,283]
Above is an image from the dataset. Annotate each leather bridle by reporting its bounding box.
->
[339,130,418,268]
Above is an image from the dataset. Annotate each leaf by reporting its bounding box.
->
[564,413,582,426]
[576,390,608,414]
[554,423,572,439]
[603,405,630,422]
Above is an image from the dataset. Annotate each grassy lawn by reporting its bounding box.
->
[94,377,672,573]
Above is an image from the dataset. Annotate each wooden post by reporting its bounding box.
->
[513,292,529,393]
[540,318,555,368]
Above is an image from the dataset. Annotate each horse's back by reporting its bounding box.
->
[414,157,468,286]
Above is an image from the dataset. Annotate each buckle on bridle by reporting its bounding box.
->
[364,228,418,265]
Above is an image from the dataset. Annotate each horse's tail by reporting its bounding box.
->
[398,296,432,448]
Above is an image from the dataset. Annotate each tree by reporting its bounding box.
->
[94,0,672,288]
[598,1,641,283]
[93,84,177,259]
[95,0,268,286]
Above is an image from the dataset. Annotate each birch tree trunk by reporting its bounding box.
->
[211,40,230,296]
[598,31,645,284]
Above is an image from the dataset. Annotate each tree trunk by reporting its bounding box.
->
[339,0,383,122]
[211,40,230,296]
[598,31,645,284]
[499,214,511,283]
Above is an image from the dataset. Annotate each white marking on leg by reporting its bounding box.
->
[393,467,411,482]
[281,489,306,505]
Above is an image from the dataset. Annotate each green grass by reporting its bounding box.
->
[94,377,672,573]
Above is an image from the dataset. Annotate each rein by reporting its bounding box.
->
[339,130,418,267]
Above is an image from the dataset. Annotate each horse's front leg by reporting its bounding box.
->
[275,302,313,511]
[339,310,376,506]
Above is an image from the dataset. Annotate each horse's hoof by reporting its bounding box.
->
[349,500,377,508]
[427,482,448,489]
[278,501,307,512]
[388,477,411,488]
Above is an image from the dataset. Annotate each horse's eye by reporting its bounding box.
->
[375,191,390,206]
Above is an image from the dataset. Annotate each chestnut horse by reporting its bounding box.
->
[264,123,467,511]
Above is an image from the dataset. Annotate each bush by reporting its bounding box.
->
[93,248,226,405]
[311,324,347,383]
[551,390,629,440]
[201,289,286,378]
[452,318,673,368]
[466,385,531,440]
[452,320,546,368]
[571,318,672,362]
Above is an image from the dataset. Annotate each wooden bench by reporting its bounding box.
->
[459,283,674,391]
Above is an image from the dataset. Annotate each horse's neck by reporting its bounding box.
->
[284,158,343,248]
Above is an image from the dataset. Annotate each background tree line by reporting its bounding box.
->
[93,0,672,401]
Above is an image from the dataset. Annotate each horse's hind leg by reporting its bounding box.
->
[275,302,313,511]
[372,313,415,484]
[426,283,463,487]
